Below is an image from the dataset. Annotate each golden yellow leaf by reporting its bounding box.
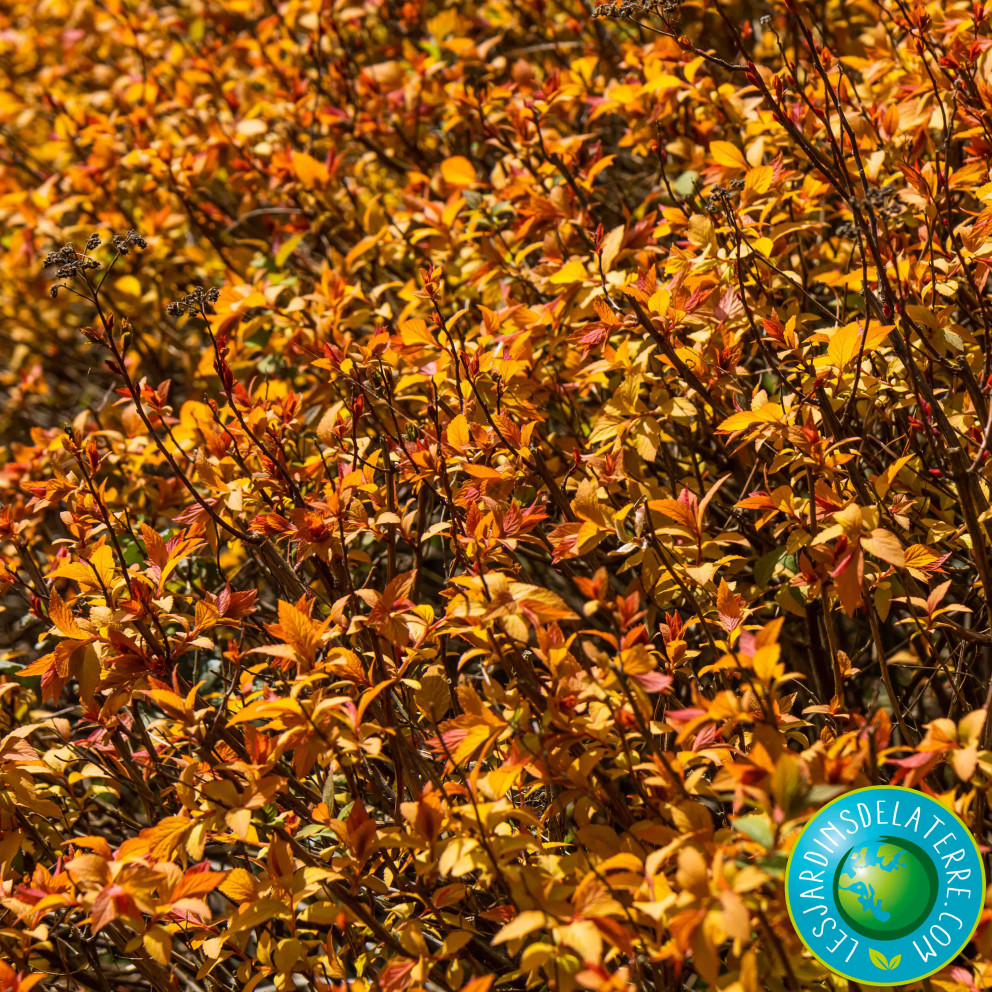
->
[549,259,587,284]
[145,816,192,860]
[440,155,477,187]
[716,404,785,433]
[291,150,329,188]
[710,140,748,170]
[861,528,905,567]
[492,910,548,945]
[445,414,470,451]
[952,742,979,781]
[226,807,252,840]
[744,165,774,195]
[114,275,142,297]
[142,926,172,966]
[220,867,258,902]
[599,224,625,273]
[827,321,892,369]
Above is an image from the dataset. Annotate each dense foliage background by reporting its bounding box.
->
[2,0,992,989]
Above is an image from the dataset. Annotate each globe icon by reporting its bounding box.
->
[833,836,939,940]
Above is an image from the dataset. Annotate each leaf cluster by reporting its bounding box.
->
[1,0,992,991]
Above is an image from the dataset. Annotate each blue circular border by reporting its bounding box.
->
[785,786,985,985]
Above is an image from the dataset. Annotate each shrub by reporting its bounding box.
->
[0,0,991,990]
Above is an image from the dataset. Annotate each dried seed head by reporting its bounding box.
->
[111,229,147,255]
[43,242,101,279]
[166,285,223,317]
[593,0,669,18]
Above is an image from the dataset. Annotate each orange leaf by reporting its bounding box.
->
[276,599,318,666]
[292,150,329,188]
[441,156,477,187]
[716,580,743,632]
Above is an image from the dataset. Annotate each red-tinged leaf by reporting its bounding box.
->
[736,491,773,509]
[886,750,936,768]
[665,707,708,724]
[630,671,674,693]
[376,959,417,992]
[716,580,743,632]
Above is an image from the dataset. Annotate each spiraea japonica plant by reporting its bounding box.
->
[2,0,992,990]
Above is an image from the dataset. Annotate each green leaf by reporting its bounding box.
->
[759,852,789,876]
[732,815,774,849]
[119,535,144,567]
[806,784,847,805]
[673,169,699,197]
[868,948,889,970]
[888,955,901,970]
[754,546,787,588]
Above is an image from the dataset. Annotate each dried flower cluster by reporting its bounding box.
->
[165,287,221,319]
[1,0,992,991]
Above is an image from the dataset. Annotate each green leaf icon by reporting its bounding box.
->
[868,948,890,970]
[889,955,901,970]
